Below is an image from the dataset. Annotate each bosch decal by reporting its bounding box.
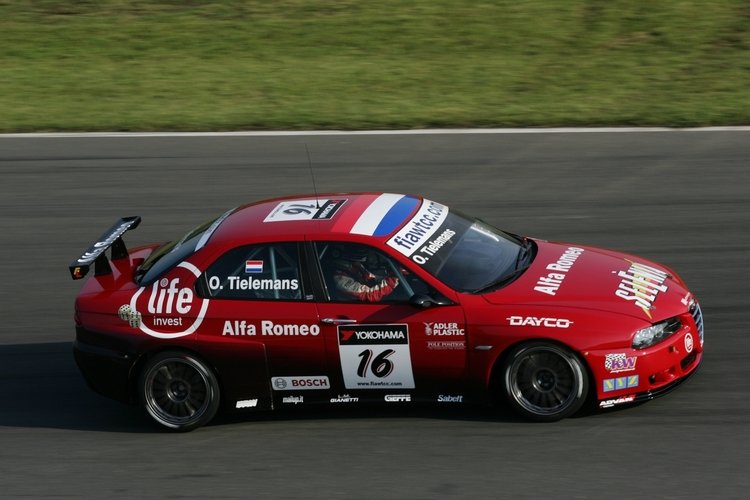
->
[271,376,330,391]
[534,247,584,296]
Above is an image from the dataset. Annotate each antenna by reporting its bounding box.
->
[305,144,320,208]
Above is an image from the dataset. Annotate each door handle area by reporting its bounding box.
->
[321,318,358,325]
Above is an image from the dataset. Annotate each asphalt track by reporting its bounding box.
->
[1,130,748,498]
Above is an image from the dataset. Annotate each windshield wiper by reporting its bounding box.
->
[472,264,530,294]
[514,237,533,269]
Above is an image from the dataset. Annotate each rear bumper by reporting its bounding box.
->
[73,327,139,404]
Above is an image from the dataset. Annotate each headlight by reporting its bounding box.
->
[632,317,682,349]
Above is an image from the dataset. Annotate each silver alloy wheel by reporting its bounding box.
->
[141,352,219,431]
[504,343,587,420]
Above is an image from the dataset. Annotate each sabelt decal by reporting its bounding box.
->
[264,199,346,222]
[272,376,330,391]
[437,394,463,403]
[614,260,669,318]
[534,247,584,296]
[338,324,415,389]
[123,261,209,339]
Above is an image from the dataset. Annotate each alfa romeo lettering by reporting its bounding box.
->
[534,247,584,296]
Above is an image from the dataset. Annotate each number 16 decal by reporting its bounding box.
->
[338,325,415,389]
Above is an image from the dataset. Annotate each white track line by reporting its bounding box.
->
[1,127,749,138]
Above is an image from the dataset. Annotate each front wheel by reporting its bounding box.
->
[502,342,589,422]
[139,351,220,432]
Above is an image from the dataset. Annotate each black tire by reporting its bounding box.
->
[139,351,220,432]
[502,342,589,422]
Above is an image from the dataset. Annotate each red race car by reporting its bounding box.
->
[70,193,704,431]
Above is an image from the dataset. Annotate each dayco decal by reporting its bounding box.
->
[507,316,574,328]
[534,247,584,296]
[615,260,668,318]
[272,376,330,391]
[123,261,209,339]
[222,320,320,336]
[424,322,465,336]
[208,275,299,291]
[387,199,449,260]
[604,353,637,373]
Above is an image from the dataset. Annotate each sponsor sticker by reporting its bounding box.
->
[599,395,636,408]
[604,353,637,373]
[507,316,573,328]
[437,394,463,403]
[603,375,640,392]
[264,199,346,222]
[123,261,209,339]
[427,340,466,350]
[338,324,415,390]
[386,199,449,262]
[235,399,258,409]
[424,322,465,336]
[271,376,330,391]
[384,394,411,402]
[614,260,669,319]
[330,394,359,403]
[282,396,304,405]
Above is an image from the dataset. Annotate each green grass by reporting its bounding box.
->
[1,0,749,131]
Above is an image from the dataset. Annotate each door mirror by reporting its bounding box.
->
[409,294,453,308]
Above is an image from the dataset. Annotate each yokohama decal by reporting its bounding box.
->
[125,261,209,339]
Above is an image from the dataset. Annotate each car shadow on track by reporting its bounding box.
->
[0,342,614,432]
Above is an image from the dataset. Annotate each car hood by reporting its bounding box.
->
[482,240,691,322]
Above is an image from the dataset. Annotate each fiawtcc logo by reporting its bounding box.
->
[128,261,209,339]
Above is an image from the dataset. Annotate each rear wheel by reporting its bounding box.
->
[139,351,220,432]
[502,342,588,421]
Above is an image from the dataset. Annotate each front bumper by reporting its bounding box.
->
[591,310,703,408]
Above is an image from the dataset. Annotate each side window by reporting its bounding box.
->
[199,243,303,300]
[316,242,435,303]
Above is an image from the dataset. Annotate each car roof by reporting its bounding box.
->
[208,192,425,248]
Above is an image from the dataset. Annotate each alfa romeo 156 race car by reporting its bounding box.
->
[70,193,704,431]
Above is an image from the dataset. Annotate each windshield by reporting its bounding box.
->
[136,218,217,285]
[387,205,530,293]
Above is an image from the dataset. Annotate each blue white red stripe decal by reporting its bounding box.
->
[349,194,420,236]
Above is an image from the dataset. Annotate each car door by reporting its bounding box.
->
[194,242,330,409]
[311,241,468,403]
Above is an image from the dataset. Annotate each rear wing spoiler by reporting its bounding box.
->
[69,216,141,280]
